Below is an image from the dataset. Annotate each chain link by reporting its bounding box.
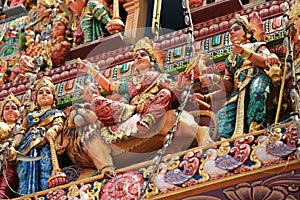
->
[138,1,195,198]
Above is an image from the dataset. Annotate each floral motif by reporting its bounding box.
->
[100,171,144,200]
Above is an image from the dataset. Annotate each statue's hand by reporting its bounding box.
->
[265,53,279,67]
[185,54,210,79]
[76,58,90,73]
[190,93,211,109]
[176,72,190,90]
[7,146,17,161]
[185,55,201,79]
[46,128,57,142]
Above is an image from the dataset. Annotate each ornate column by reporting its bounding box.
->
[123,0,148,43]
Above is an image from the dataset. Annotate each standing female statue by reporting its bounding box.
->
[47,13,71,68]
[9,77,66,195]
[67,0,112,43]
[215,14,280,138]
[0,94,21,199]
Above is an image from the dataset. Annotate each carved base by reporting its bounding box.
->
[106,18,125,34]
[48,171,69,188]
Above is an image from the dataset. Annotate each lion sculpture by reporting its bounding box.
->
[57,103,216,179]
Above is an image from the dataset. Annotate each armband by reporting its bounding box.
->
[241,49,253,60]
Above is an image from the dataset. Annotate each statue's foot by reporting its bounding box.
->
[249,122,263,133]
[137,121,150,135]
[96,165,116,178]
[197,126,215,148]
[137,113,156,135]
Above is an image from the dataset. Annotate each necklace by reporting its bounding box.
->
[132,74,145,90]
[32,109,49,124]
[227,53,237,67]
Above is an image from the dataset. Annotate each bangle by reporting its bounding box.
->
[15,127,26,136]
[11,141,16,148]
[109,81,120,93]
[241,49,252,60]
[204,93,212,102]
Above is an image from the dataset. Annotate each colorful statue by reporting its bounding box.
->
[10,54,35,81]
[215,13,280,138]
[23,30,39,57]
[57,37,214,177]
[78,37,208,139]
[26,0,54,36]
[0,58,8,85]
[67,0,112,43]
[8,77,66,195]
[290,0,300,73]
[0,94,21,199]
[46,13,71,68]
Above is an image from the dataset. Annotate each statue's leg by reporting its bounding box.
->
[91,96,135,126]
[179,111,213,147]
[84,137,113,174]
[195,126,214,147]
[89,1,111,40]
[80,13,93,43]
[247,73,271,132]
[138,89,171,133]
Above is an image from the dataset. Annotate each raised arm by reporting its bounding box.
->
[77,58,112,92]
[232,42,279,68]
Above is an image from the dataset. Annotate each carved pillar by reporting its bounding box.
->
[123,0,148,43]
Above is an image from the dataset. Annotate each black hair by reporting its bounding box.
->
[235,21,257,43]
[150,57,162,72]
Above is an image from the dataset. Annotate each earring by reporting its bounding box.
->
[150,62,155,71]
[246,33,251,38]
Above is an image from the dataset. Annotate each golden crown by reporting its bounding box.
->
[37,0,55,7]
[231,14,252,31]
[35,77,56,94]
[54,13,69,26]
[133,37,155,58]
[0,93,21,117]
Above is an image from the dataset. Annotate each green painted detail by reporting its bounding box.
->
[57,93,83,109]
[163,60,188,75]
[173,47,183,58]
[120,63,129,73]
[212,35,221,47]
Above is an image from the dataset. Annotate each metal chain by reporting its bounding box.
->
[138,0,195,198]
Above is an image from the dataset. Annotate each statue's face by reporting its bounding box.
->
[3,101,19,124]
[53,21,66,37]
[37,4,47,17]
[229,23,245,43]
[134,49,151,72]
[36,86,54,107]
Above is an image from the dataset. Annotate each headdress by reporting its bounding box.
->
[133,37,155,58]
[54,13,69,26]
[231,14,252,31]
[0,93,21,119]
[37,0,55,7]
[35,77,56,94]
[231,13,265,42]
